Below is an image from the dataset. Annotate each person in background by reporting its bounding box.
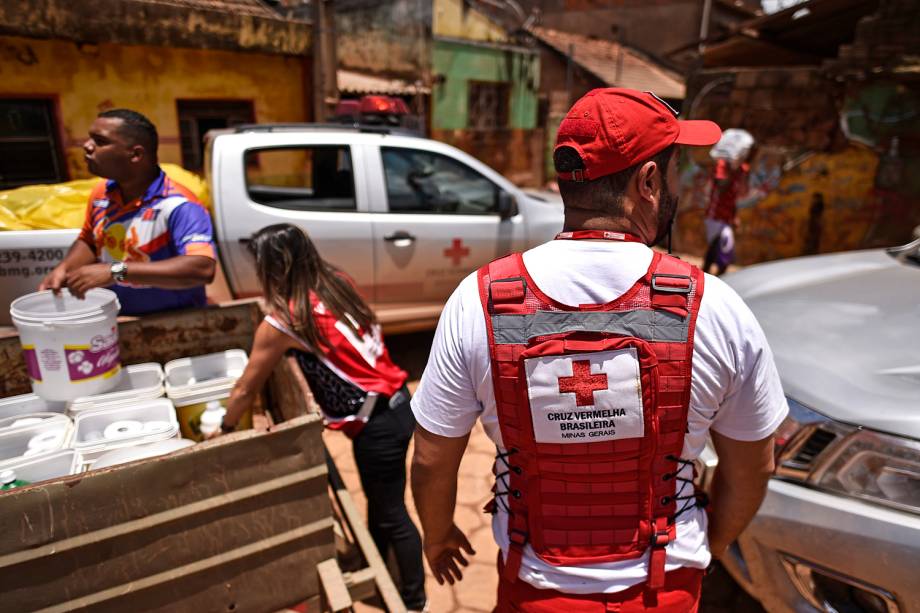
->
[39,109,216,313]
[703,129,754,276]
[215,224,427,613]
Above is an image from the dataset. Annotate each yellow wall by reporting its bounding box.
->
[433,0,508,42]
[0,36,308,180]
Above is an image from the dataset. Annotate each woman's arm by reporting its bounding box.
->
[222,319,300,430]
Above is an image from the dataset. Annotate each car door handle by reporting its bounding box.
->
[238,238,251,244]
[384,231,416,242]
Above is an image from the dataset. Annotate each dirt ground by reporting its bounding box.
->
[325,328,764,613]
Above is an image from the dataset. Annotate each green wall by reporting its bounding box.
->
[432,38,539,130]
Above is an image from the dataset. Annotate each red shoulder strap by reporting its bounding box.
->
[478,253,528,316]
[649,254,701,318]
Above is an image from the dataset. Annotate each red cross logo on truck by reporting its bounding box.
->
[443,238,470,266]
[558,360,608,406]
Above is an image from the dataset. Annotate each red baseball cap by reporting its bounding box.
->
[554,88,722,182]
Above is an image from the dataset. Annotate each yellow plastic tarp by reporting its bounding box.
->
[0,164,211,231]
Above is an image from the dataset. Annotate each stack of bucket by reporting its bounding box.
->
[165,350,251,442]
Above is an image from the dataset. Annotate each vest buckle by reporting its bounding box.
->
[651,273,692,294]
[651,529,670,548]
[509,528,529,547]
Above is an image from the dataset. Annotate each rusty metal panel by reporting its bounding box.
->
[0,414,334,613]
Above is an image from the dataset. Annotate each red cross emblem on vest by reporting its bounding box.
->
[557,360,609,406]
[443,238,470,266]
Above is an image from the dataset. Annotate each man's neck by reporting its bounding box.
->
[115,166,160,203]
[562,211,654,245]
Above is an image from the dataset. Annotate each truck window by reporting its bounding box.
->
[381,147,499,215]
[245,146,356,212]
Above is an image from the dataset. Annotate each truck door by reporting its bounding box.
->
[367,145,524,304]
[214,136,376,301]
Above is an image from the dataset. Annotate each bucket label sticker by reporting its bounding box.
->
[40,348,62,372]
[65,327,121,382]
[22,345,42,382]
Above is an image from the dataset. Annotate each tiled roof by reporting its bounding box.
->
[338,69,431,96]
[531,27,686,100]
[136,0,280,19]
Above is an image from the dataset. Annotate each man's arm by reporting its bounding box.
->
[63,255,216,299]
[411,425,475,585]
[707,431,775,558]
[39,239,96,292]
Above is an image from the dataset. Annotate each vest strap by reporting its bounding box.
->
[648,516,671,589]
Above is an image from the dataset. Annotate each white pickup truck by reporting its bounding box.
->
[0,124,563,329]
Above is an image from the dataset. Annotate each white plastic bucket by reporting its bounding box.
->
[10,289,123,402]
[68,362,165,415]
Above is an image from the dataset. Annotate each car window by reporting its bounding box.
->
[245,146,356,212]
[381,147,499,215]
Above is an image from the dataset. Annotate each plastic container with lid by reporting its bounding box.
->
[72,398,180,469]
[0,393,66,419]
[0,418,74,469]
[0,412,70,432]
[67,362,165,415]
[10,288,123,401]
[1,449,81,486]
[164,350,248,396]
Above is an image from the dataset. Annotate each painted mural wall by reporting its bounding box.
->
[674,78,920,263]
[0,35,308,180]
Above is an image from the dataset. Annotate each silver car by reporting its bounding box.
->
[719,241,920,613]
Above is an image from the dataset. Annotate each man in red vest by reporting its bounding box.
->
[410,89,788,611]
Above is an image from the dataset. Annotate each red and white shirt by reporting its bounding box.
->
[266,292,406,424]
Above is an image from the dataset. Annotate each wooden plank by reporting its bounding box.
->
[344,568,378,602]
[0,414,335,613]
[318,558,354,612]
[326,447,407,613]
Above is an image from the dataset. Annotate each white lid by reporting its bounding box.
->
[10,288,119,322]
[1,469,14,484]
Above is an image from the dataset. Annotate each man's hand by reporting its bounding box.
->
[65,263,114,299]
[424,523,475,585]
[39,265,69,293]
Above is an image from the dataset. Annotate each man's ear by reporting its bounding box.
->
[635,160,661,206]
[129,145,146,163]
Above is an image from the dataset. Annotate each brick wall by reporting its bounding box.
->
[686,67,843,152]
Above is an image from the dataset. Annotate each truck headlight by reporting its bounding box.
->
[814,430,920,514]
[773,397,920,515]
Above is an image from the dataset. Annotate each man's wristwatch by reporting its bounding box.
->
[110,261,128,283]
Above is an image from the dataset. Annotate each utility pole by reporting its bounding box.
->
[312,0,339,121]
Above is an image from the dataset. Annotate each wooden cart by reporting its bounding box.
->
[0,300,406,613]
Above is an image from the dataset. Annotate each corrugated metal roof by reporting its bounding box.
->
[337,69,431,96]
[531,27,687,100]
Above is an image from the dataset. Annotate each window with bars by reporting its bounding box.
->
[178,100,254,172]
[467,81,510,131]
[0,99,66,189]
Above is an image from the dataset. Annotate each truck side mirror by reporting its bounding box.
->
[497,191,518,220]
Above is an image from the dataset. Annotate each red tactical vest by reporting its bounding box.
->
[477,232,705,588]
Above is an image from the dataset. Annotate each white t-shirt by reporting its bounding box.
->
[411,239,788,594]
